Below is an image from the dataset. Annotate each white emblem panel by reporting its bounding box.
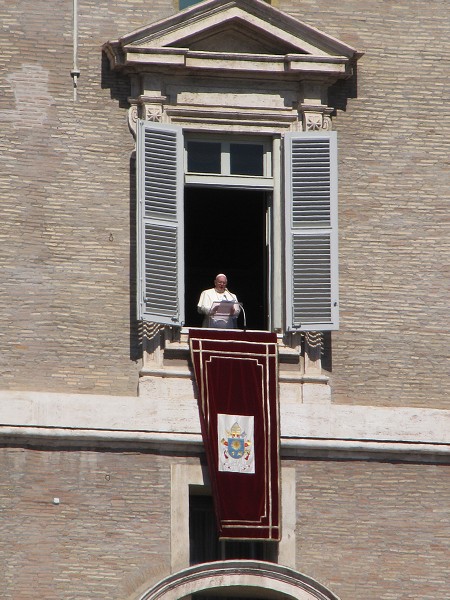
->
[218,414,255,474]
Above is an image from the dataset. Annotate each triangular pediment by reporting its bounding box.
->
[105,0,361,76]
[166,21,305,56]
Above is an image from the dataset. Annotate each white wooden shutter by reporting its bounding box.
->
[284,131,339,331]
[137,120,185,325]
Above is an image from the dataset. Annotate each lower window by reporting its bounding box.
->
[189,493,278,565]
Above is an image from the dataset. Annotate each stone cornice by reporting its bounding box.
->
[103,0,362,81]
[105,46,352,78]
[116,0,360,59]
[103,0,363,134]
[0,390,448,462]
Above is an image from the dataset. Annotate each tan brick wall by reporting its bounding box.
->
[277,1,449,408]
[0,446,179,599]
[0,0,448,406]
[295,459,450,600]
[0,0,151,395]
[1,447,448,599]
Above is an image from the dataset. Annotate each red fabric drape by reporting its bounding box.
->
[189,329,280,540]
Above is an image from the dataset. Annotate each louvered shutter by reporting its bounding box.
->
[284,132,339,331]
[137,120,185,325]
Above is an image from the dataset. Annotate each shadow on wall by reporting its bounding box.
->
[129,153,142,362]
[101,51,130,108]
[328,63,358,114]
[101,52,141,361]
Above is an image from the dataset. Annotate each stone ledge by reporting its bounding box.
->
[0,426,448,463]
[139,366,328,385]
[1,390,448,446]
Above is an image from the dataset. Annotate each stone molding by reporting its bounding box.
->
[137,560,340,600]
[1,391,449,461]
[170,464,296,573]
[104,0,362,134]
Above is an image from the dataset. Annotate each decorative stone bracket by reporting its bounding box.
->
[103,0,362,138]
[127,97,166,137]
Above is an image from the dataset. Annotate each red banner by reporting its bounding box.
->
[189,329,280,541]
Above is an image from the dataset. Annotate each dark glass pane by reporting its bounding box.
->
[179,0,202,9]
[189,495,220,565]
[188,141,221,174]
[223,539,266,560]
[230,144,264,176]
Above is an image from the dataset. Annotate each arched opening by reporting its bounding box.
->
[138,560,341,600]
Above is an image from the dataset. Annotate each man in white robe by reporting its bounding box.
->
[197,274,240,328]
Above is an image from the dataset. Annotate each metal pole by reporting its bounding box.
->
[70,0,80,100]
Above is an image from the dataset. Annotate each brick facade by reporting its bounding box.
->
[295,459,450,600]
[0,1,449,598]
[0,0,448,406]
[1,447,448,599]
[280,0,449,408]
[1,0,448,406]
[0,446,174,599]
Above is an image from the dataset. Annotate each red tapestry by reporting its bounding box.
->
[189,329,280,541]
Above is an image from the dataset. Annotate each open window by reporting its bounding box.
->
[106,0,362,335]
[137,120,338,332]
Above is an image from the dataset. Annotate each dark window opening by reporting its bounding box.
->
[189,494,278,567]
[230,143,264,176]
[184,187,268,331]
[188,141,222,174]
[179,0,202,9]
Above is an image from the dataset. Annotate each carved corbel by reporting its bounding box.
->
[141,95,168,123]
[144,104,164,123]
[127,101,139,139]
[127,96,168,139]
[301,105,334,131]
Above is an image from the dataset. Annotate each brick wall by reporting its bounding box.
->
[0,0,150,395]
[1,447,448,599]
[295,459,450,600]
[0,0,448,406]
[0,446,178,599]
[278,1,449,408]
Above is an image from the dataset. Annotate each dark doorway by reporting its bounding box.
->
[184,187,268,330]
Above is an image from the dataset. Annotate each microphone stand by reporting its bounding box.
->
[238,302,246,331]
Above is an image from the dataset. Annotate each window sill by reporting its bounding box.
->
[140,338,329,384]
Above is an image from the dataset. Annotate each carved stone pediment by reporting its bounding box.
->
[103,0,362,133]
[168,21,302,55]
[105,0,360,77]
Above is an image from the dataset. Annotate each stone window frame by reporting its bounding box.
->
[139,465,340,600]
[136,121,339,333]
[170,463,296,573]
[103,0,362,383]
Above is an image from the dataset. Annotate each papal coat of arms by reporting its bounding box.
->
[218,414,255,474]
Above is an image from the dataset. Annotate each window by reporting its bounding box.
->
[180,0,274,8]
[170,464,296,574]
[187,141,221,174]
[136,121,338,333]
[186,139,268,177]
[179,0,203,9]
[189,494,278,565]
